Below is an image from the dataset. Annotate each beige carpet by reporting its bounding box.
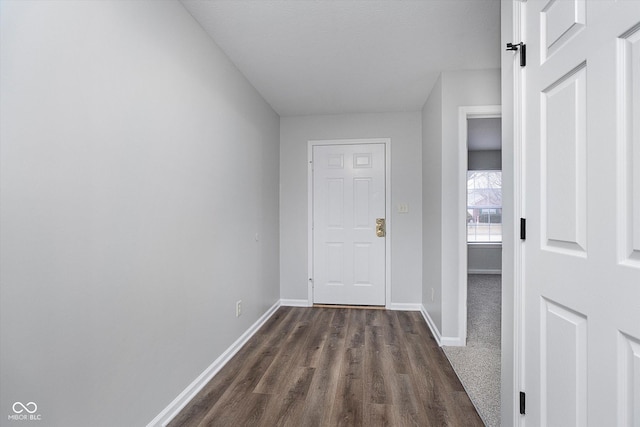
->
[443,274,501,427]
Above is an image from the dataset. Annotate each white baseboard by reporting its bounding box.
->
[419,306,465,347]
[280,298,312,307]
[147,300,282,427]
[468,269,502,275]
[440,336,465,346]
[420,305,443,346]
[387,302,422,311]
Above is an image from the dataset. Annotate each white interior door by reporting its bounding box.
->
[523,1,640,425]
[312,143,386,306]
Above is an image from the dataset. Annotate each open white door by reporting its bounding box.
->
[312,143,386,306]
[522,0,640,425]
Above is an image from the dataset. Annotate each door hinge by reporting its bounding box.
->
[519,391,526,415]
[506,42,526,67]
[520,218,526,240]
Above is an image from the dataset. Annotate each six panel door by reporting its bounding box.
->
[523,1,640,425]
[312,143,386,306]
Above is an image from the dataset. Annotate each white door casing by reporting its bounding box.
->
[522,1,640,426]
[310,141,387,306]
[458,105,502,347]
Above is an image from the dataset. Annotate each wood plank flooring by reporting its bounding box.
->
[168,307,484,427]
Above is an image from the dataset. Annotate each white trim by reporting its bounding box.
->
[501,1,524,425]
[307,138,392,307]
[387,303,422,311]
[420,305,443,346]
[147,300,281,427]
[468,242,502,249]
[419,305,464,346]
[280,298,312,307]
[440,336,465,347]
[307,145,314,307]
[468,269,502,275]
[458,105,502,349]
[512,1,525,426]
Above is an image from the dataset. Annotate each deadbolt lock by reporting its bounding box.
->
[376,218,386,237]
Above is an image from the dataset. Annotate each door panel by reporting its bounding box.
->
[523,1,640,426]
[354,178,372,228]
[541,298,588,426]
[327,179,344,227]
[541,63,587,254]
[620,23,640,266]
[541,0,585,60]
[312,143,385,305]
[618,332,640,426]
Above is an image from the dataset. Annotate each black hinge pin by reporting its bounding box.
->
[520,218,526,240]
[519,391,526,414]
[506,42,526,67]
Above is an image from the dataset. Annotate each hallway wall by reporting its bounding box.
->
[421,69,501,341]
[421,76,444,330]
[0,1,280,425]
[280,112,423,306]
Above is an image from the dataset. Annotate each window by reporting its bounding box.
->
[467,170,502,242]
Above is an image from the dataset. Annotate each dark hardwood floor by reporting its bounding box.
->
[168,307,484,427]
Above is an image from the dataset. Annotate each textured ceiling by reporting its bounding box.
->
[180,0,500,116]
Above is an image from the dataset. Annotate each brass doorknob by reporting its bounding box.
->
[376,218,386,237]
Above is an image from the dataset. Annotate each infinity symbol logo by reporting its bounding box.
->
[12,402,38,414]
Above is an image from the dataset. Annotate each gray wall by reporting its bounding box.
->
[280,112,423,306]
[468,245,502,273]
[421,69,501,340]
[0,1,280,425]
[421,76,444,330]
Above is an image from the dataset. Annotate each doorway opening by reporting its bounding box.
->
[445,107,502,426]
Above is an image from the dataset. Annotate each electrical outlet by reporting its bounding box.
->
[398,203,409,213]
[236,300,242,317]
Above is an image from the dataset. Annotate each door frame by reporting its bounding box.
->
[503,0,524,425]
[307,138,392,307]
[457,105,502,346]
